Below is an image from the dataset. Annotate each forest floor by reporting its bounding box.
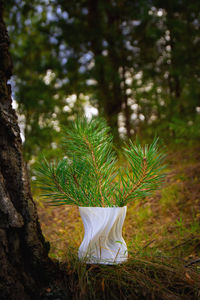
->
[34,142,200,300]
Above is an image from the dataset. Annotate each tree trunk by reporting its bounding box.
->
[0,3,61,299]
[87,0,122,142]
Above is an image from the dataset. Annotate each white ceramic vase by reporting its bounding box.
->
[78,206,128,264]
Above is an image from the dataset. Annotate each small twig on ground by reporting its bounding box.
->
[136,239,156,254]
[184,258,200,267]
[170,237,195,250]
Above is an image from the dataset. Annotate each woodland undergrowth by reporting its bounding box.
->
[34,142,200,300]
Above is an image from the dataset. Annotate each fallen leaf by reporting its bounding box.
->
[185,272,194,284]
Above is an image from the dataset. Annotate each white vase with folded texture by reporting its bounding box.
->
[78,206,128,264]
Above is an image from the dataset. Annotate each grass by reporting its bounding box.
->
[59,248,200,300]
[34,142,200,299]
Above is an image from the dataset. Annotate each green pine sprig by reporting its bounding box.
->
[115,138,166,206]
[36,117,166,207]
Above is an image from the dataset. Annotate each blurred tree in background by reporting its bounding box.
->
[4,0,200,165]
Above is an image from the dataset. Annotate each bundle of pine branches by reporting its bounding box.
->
[36,117,166,207]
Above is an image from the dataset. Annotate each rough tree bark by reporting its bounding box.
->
[0,3,63,299]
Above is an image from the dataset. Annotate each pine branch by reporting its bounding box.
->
[51,169,79,205]
[36,118,166,207]
[116,137,166,206]
[84,136,105,206]
[72,172,91,204]
[123,157,147,204]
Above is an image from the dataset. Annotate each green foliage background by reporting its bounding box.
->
[4,0,200,166]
